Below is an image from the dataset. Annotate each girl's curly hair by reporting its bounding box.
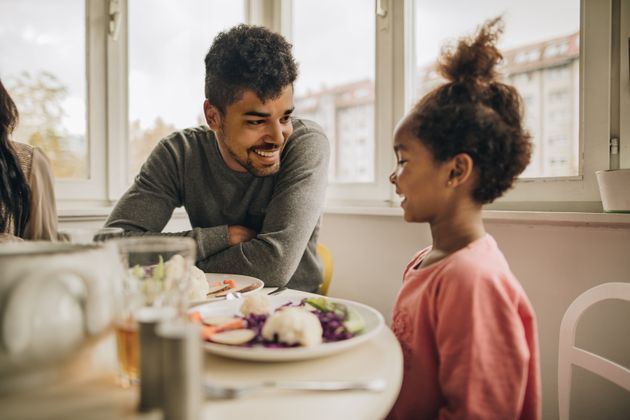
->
[204,24,298,113]
[408,17,532,204]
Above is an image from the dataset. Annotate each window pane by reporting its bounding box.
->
[128,0,245,180]
[413,0,580,178]
[293,0,375,183]
[0,0,87,179]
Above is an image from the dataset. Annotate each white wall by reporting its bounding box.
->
[318,213,630,420]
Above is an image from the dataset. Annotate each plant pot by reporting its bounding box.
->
[596,169,630,213]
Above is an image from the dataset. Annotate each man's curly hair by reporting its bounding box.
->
[204,24,298,112]
[408,17,532,204]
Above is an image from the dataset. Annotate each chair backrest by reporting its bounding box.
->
[316,243,333,296]
[558,282,630,420]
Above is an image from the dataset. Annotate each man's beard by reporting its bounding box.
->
[220,128,282,177]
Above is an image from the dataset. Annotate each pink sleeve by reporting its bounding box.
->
[434,265,531,420]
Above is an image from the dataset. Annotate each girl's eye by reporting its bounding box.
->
[247,120,264,126]
[397,160,407,166]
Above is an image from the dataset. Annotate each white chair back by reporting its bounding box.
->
[558,282,630,420]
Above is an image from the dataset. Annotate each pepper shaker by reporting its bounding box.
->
[136,306,177,413]
[156,320,202,420]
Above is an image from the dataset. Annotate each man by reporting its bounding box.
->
[106,25,329,292]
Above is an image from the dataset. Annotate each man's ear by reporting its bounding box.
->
[447,153,474,186]
[203,100,221,131]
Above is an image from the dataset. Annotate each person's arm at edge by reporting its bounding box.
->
[23,146,59,241]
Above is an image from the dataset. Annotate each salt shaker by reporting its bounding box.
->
[136,306,177,413]
[156,320,202,420]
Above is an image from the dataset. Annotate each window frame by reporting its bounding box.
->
[54,0,625,214]
[47,0,108,203]
[283,0,622,212]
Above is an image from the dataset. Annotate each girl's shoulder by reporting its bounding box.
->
[403,246,433,274]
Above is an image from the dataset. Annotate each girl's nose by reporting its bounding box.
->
[389,171,396,184]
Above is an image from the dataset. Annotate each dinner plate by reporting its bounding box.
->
[190,295,385,362]
[190,273,264,305]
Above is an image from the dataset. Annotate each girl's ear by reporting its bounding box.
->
[447,153,474,186]
[204,100,222,131]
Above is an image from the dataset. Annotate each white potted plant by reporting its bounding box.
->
[596,138,630,213]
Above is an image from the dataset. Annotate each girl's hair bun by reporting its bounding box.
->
[438,17,504,92]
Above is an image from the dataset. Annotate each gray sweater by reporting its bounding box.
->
[106,118,329,292]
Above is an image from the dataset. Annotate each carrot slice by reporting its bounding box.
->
[202,325,220,341]
[200,318,246,341]
[223,279,236,288]
[188,311,202,323]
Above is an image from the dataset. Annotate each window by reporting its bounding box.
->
[1,0,626,213]
[408,0,615,211]
[1,0,87,180]
[1,0,245,204]
[127,0,244,181]
[292,0,376,186]
[413,0,579,179]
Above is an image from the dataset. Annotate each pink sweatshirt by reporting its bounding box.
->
[387,234,540,420]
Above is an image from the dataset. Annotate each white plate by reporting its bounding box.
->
[190,273,264,305]
[190,296,385,362]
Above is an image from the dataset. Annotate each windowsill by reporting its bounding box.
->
[57,206,190,222]
[324,204,630,228]
[57,203,630,227]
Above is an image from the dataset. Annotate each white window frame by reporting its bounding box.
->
[54,0,108,204]
[619,0,630,169]
[55,0,626,215]
[277,0,625,213]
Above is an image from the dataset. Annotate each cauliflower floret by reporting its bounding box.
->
[240,293,271,316]
[164,255,208,301]
[261,307,323,347]
[187,266,208,301]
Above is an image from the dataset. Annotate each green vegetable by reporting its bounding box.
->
[131,264,143,279]
[305,297,365,334]
[343,307,365,334]
[304,297,335,312]
[153,255,165,281]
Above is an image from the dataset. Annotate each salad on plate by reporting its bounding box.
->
[189,294,366,348]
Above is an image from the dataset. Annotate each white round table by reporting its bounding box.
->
[0,289,403,420]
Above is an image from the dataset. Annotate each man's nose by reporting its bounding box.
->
[267,121,288,144]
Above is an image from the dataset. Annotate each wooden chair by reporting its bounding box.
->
[316,243,333,296]
[558,282,630,420]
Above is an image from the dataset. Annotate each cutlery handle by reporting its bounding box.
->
[262,379,386,392]
[268,286,287,295]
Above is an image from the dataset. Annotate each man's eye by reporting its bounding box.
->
[397,160,407,166]
[280,115,293,124]
[247,120,264,126]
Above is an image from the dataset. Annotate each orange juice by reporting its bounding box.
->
[115,323,139,387]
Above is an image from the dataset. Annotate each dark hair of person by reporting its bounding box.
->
[204,24,298,113]
[0,78,31,235]
[407,17,532,204]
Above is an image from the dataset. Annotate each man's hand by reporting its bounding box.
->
[228,225,257,246]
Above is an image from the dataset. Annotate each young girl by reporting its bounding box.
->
[387,18,540,420]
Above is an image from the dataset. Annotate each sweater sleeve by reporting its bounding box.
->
[23,147,58,241]
[196,121,329,286]
[435,264,531,420]
[106,135,231,256]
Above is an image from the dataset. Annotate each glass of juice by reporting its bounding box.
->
[114,236,196,387]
